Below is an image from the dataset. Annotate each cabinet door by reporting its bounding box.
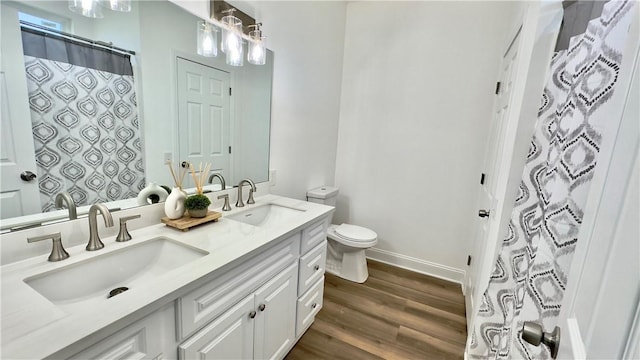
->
[253,263,298,360]
[69,303,175,360]
[178,295,255,360]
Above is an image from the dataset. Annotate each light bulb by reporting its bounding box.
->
[197,21,217,57]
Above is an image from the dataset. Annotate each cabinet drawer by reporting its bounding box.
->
[298,241,326,296]
[296,277,324,337]
[176,233,300,340]
[301,219,327,254]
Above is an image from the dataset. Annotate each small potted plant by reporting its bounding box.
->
[185,193,211,218]
[185,162,212,218]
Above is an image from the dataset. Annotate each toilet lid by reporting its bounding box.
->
[335,224,377,242]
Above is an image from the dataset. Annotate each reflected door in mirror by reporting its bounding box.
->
[177,58,230,188]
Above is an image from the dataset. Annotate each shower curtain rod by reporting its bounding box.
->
[19,21,136,56]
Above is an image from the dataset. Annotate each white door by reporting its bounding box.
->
[465,30,520,322]
[552,40,640,360]
[253,263,298,360]
[178,294,255,360]
[176,57,231,189]
[465,1,563,333]
[0,7,41,218]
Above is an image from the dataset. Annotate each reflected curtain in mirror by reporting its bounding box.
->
[21,26,144,212]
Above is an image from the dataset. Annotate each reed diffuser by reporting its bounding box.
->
[185,162,212,218]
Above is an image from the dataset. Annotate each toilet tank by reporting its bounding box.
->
[306,186,339,207]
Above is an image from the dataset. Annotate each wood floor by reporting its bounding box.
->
[286,260,467,360]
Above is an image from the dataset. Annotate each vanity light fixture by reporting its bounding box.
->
[68,0,103,18]
[197,20,218,57]
[248,23,266,65]
[69,0,131,18]
[109,0,131,12]
[208,0,267,66]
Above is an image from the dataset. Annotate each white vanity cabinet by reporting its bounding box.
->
[178,263,298,360]
[47,211,331,360]
[177,218,330,360]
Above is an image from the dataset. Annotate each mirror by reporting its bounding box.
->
[0,0,273,230]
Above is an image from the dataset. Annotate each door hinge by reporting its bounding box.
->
[228,146,232,154]
[467,255,472,266]
[495,82,501,95]
[229,87,232,96]
[480,173,486,185]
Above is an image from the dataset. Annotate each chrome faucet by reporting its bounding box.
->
[235,178,256,208]
[54,192,77,220]
[208,173,226,190]
[86,203,114,251]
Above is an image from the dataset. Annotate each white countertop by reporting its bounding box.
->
[0,194,333,359]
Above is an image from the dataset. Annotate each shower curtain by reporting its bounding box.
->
[469,1,636,358]
[21,27,145,212]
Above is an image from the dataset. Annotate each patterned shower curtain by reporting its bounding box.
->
[21,27,145,212]
[469,1,636,358]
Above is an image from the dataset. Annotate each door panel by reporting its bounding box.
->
[178,294,254,360]
[1,7,41,217]
[254,263,298,360]
[177,58,230,188]
[466,31,520,322]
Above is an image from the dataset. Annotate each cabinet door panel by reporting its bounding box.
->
[69,304,175,360]
[178,295,254,360]
[254,263,298,360]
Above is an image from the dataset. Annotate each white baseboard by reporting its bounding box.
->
[365,247,466,290]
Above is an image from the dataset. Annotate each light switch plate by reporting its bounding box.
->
[269,169,276,187]
[164,152,172,164]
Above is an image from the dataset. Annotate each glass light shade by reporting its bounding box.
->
[220,15,242,53]
[225,33,243,66]
[248,34,266,65]
[109,0,131,12]
[68,0,103,18]
[197,21,218,57]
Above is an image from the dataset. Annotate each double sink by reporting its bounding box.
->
[22,203,306,310]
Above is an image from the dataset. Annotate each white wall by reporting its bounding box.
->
[245,1,347,200]
[334,1,517,280]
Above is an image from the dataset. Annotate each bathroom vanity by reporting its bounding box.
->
[0,194,333,359]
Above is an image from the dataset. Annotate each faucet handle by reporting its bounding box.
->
[217,194,232,211]
[28,232,69,262]
[116,215,141,242]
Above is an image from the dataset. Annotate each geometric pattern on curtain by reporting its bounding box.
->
[468,1,636,358]
[24,55,145,212]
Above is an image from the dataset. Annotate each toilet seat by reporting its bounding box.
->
[328,224,378,248]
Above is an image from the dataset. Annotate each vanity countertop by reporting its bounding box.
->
[0,194,333,359]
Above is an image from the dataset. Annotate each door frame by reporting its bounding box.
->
[465,0,563,334]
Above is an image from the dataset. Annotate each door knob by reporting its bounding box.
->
[20,171,37,182]
[258,303,266,312]
[249,310,257,319]
[478,209,490,218]
[181,161,190,168]
[522,321,560,359]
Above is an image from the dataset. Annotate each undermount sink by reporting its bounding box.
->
[226,204,305,227]
[24,237,208,309]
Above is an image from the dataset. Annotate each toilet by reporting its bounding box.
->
[306,186,378,283]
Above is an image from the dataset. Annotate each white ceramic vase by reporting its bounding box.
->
[136,182,169,205]
[164,187,186,219]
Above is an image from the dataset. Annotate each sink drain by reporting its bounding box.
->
[108,287,129,298]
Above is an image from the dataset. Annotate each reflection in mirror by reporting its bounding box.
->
[0,0,273,231]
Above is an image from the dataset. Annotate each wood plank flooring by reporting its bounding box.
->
[286,260,467,359]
